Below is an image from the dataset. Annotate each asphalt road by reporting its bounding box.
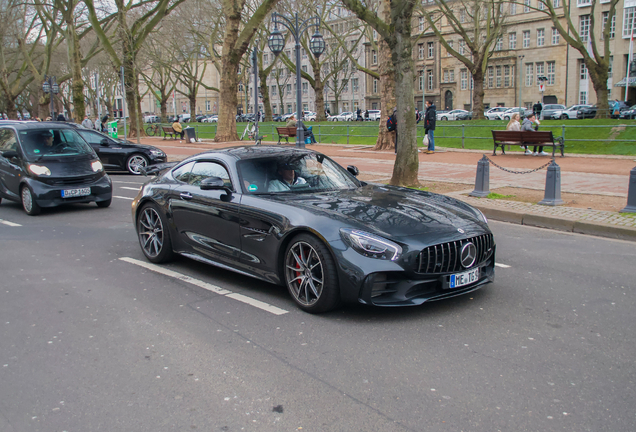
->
[1,173,635,432]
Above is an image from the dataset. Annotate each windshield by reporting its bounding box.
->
[19,128,96,161]
[237,153,361,194]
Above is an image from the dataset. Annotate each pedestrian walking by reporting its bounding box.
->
[386,108,398,154]
[81,115,93,129]
[424,100,436,154]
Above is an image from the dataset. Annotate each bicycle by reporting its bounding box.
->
[240,121,257,141]
[145,123,161,137]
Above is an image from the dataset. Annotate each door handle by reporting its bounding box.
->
[180,192,192,200]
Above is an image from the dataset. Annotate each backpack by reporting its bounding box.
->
[386,115,396,131]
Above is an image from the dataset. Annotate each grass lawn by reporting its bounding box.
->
[140,118,636,155]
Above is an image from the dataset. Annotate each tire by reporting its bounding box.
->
[136,203,174,263]
[145,126,156,136]
[284,233,340,313]
[441,116,448,121]
[96,198,111,208]
[21,185,41,216]
[126,154,149,175]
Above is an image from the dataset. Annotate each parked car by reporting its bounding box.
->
[455,110,473,121]
[304,112,317,121]
[272,115,283,122]
[540,104,566,120]
[0,121,112,215]
[549,104,591,120]
[196,115,208,122]
[610,101,630,118]
[236,113,255,122]
[619,104,636,119]
[132,146,495,313]
[366,109,381,121]
[497,107,528,120]
[437,109,470,121]
[75,129,167,175]
[202,115,218,123]
[329,112,354,121]
[144,115,159,123]
[577,105,598,119]
[484,107,508,120]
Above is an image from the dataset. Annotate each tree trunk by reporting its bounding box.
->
[39,92,50,119]
[374,37,396,151]
[589,67,609,118]
[259,70,272,121]
[215,5,241,142]
[122,54,144,137]
[67,23,85,122]
[389,15,419,187]
[160,100,168,123]
[189,94,197,121]
[471,67,485,120]
[4,96,17,119]
[311,62,326,121]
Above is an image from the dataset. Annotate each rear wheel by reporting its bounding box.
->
[284,233,340,313]
[561,114,568,120]
[145,126,156,136]
[137,203,174,263]
[441,116,448,121]
[126,154,148,175]
[21,185,41,216]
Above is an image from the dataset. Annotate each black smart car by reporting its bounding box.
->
[75,128,167,175]
[0,122,112,215]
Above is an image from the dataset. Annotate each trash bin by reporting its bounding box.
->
[184,127,197,143]
[108,121,118,139]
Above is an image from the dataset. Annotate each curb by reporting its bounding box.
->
[476,204,636,242]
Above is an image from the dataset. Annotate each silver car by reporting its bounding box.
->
[484,107,508,120]
[549,104,591,120]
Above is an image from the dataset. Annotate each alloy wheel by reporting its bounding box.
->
[21,187,32,212]
[127,155,148,174]
[285,241,324,306]
[138,207,164,258]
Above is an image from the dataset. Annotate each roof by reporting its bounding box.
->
[614,77,636,87]
[0,120,81,131]
[210,145,317,161]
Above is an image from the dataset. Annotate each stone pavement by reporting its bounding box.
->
[141,137,636,241]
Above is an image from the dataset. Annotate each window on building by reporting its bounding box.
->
[552,28,560,44]
[447,41,453,56]
[352,78,359,92]
[271,85,277,95]
[537,29,545,46]
[547,61,555,84]
[427,70,433,90]
[523,31,530,48]
[427,42,434,58]
[494,66,500,87]
[602,12,616,39]
[524,0,530,13]
[577,0,591,6]
[372,50,377,64]
[264,54,268,64]
[459,40,465,55]
[495,37,503,51]
[301,65,307,73]
[444,69,449,83]
[287,104,292,114]
[536,62,544,84]
[418,43,424,59]
[302,83,308,95]
[538,0,545,10]
[580,61,588,80]
[510,2,517,14]
[608,56,613,77]
[509,32,517,49]
[419,16,424,32]
[461,69,468,90]
[579,91,587,104]
[286,84,291,95]
[372,103,378,109]
[449,69,455,82]
[554,0,560,6]
[488,66,494,88]
[272,105,277,115]
[525,63,534,86]
[504,65,510,87]
[373,79,378,93]
[460,8,466,23]
[624,8,636,38]
[580,15,590,41]
[470,75,474,89]
[419,70,424,91]
[343,81,348,93]
[206,100,211,111]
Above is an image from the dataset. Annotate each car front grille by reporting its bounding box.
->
[415,234,494,274]
[43,174,99,186]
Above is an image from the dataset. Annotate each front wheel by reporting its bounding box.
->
[284,233,340,313]
[441,116,448,121]
[96,198,111,208]
[126,154,148,175]
[145,126,156,136]
[21,185,41,216]
[137,203,174,263]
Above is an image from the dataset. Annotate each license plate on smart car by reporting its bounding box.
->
[61,187,91,198]
[450,268,480,289]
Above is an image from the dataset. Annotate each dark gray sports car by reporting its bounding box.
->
[132,146,495,313]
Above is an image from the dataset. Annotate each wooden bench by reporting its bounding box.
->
[276,126,297,145]
[491,130,564,157]
[162,126,177,140]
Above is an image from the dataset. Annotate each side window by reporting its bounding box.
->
[172,161,195,183]
[189,161,232,188]
[78,131,103,145]
[0,129,18,151]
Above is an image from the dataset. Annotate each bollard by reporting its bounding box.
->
[538,160,565,206]
[469,155,490,197]
[620,166,636,213]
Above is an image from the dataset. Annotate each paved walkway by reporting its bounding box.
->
[141,137,636,240]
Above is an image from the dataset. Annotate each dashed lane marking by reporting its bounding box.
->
[120,187,141,191]
[0,219,21,227]
[495,263,511,268]
[112,181,146,185]
[119,257,289,315]
[114,196,134,200]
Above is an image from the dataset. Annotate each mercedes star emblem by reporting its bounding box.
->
[460,242,477,268]
[457,228,465,234]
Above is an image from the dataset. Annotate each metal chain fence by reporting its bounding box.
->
[484,154,553,174]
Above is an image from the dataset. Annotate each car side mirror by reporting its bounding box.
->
[347,165,359,177]
[200,176,231,193]
[100,139,109,146]
[2,150,18,159]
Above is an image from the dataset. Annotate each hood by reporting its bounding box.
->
[31,155,99,178]
[265,183,487,240]
[116,140,161,152]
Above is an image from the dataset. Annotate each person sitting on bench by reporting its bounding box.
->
[521,113,548,156]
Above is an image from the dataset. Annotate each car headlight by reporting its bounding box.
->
[91,160,103,172]
[150,149,165,157]
[28,164,51,176]
[340,228,402,261]
[476,209,488,224]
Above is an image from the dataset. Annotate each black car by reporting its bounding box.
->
[132,146,495,313]
[75,129,167,175]
[577,105,597,119]
[455,111,473,121]
[619,104,636,119]
[0,122,112,215]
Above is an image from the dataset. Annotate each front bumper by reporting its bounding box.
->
[27,173,112,208]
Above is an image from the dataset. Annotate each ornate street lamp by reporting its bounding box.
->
[268,12,324,148]
[42,75,59,119]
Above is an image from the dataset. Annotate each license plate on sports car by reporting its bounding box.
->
[450,268,480,289]
[61,187,91,198]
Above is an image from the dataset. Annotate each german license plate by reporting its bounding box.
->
[61,187,91,198]
[450,268,480,289]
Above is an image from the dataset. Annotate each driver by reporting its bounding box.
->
[31,130,59,155]
[268,162,307,192]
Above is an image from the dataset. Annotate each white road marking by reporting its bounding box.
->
[119,257,288,315]
[495,263,511,268]
[113,181,146,185]
[120,186,141,191]
[114,196,134,200]
[0,219,21,227]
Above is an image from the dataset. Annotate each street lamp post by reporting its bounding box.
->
[268,12,325,148]
[42,76,59,120]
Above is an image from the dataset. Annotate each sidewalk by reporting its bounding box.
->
[142,137,636,241]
